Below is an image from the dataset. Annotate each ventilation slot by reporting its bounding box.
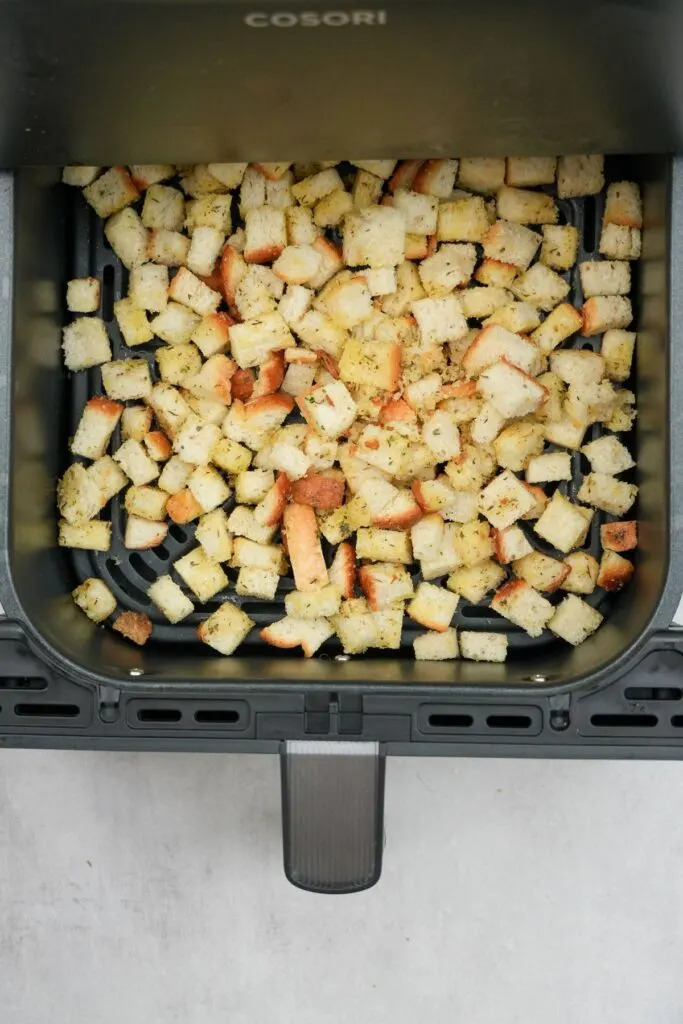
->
[14,703,80,718]
[106,559,151,605]
[670,716,683,728]
[428,713,474,729]
[582,196,597,252]
[0,677,47,690]
[194,709,240,724]
[101,264,115,321]
[137,707,182,723]
[129,553,158,584]
[486,714,532,730]
[625,687,682,702]
[591,713,658,728]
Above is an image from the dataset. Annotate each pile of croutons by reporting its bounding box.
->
[59,155,639,660]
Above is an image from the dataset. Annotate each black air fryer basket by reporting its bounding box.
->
[2,0,683,893]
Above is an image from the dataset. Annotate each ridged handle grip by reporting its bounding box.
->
[281,740,385,893]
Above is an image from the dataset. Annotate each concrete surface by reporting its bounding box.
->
[1,753,682,1023]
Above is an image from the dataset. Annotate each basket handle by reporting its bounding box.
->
[280,740,385,893]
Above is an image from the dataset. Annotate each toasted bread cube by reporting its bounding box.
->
[67,277,100,314]
[447,561,506,604]
[112,611,153,646]
[491,579,554,637]
[479,469,536,529]
[184,353,235,405]
[286,205,319,246]
[294,308,347,358]
[297,380,358,440]
[582,295,633,337]
[113,439,159,486]
[279,287,314,334]
[62,317,112,371]
[580,260,630,299]
[411,294,468,346]
[284,503,328,592]
[151,302,200,345]
[599,223,641,261]
[526,452,572,483]
[191,509,232,563]
[482,220,541,271]
[140,184,184,232]
[457,158,505,193]
[410,158,458,197]
[114,297,154,348]
[185,226,224,279]
[266,171,295,209]
[601,329,635,383]
[235,567,279,601]
[169,267,221,317]
[392,188,438,234]
[437,195,490,243]
[484,300,541,334]
[600,520,637,553]
[492,420,543,472]
[211,437,252,475]
[228,311,294,369]
[463,323,542,378]
[187,465,231,513]
[70,396,123,460]
[285,583,342,620]
[124,485,168,521]
[124,514,168,549]
[185,195,232,237]
[597,550,634,591]
[198,601,254,655]
[562,551,600,594]
[129,164,174,189]
[338,338,401,393]
[147,386,190,443]
[577,472,637,516]
[407,582,459,632]
[59,519,111,551]
[356,527,412,564]
[147,575,194,624]
[232,536,287,574]
[343,206,406,268]
[540,224,579,272]
[333,598,378,654]
[604,181,642,229]
[156,343,202,386]
[534,491,592,552]
[461,286,512,320]
[418,522,463,579]
[84,166,139,218]
[511,263,569,312]
[474,258,518,288]
[144,431,172,463]
[410,513,445,561]
[581,435,634,475]
[544,417,587,450]
[148,228,190,267]
[530,303,583,354]
[261,615,334,657]
[174,547,228,603]
[352,169,384,209]
[421,410,461,462]
[226,505,274,545]
[367,606,402,650]
[549,594,603,645]
[104,208,148,269]
[62,165,101,187]
[328,542,356,599]
[550,349,605,388]
[188,312,230,360]
[418,244,477,296]
[72,578,116,624]
[313,189,353,228]
[121,405,153,442]
[88,455,128,507]
[206,163,248,189]
[243,205,287,264]
[237,166,267,215]
[357,563,413,611]
[101,359,152,401]
[269,442,309,481]
[174,418,222,467]
[449,520,493,567]
[513,551,570,593]
[505,157,556,187]
[272,245,322,286]
[497,186,558,226]
[291,168,345,206]
[349,160,396,179]
[557,155,604,199]
[477,362,546,419]
[282,363,316,397]
[492,525,534,564]
[459,630,508,662]
[413,628,459,661]
[322,276,373,329]
[235,469,275,505]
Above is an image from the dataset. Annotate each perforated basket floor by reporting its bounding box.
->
[64,168,634,657]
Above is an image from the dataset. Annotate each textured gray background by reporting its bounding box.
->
[1,751,682,1024]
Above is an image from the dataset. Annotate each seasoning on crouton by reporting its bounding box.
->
[124,485,169,522]
[235,567,280,601]
[513,551,571,593]
[601,329,635,382]
[561,551,600,595]
[463,323,542,377]
[492,525,534,564]
[58,520,112,551]
[112,611,152,646]
[413,628,459,661]
[62,317,112,371]
[124,515,169,550]
[491,579,554,637]
[497,186,558,225]
[540,224,579,271]
[506,157,556,187]
[57,464,105,525]
[84,166,139,218]
[297,380,359,439]
[458,158,505,194]
[104,208,149,269]
[343,206,406,268]
[525,452,572,484]
[600,520,637,553]
[151,302,200,345]
[72,578,117,624]
[479,470,536,530]
[70,397,123,461]
[511,263,569,311]
[534,491,593,552]
[599,223,641,261]
[482,220,541,271]
[357,563,413,611]
[67,277,100,314]
[437,195,490,242]
[198,601,254,655]
[477,361,547,419]
[356,527,412,564]
[148,575,195,624]
[407,582,459,632]
[459,630,508,662]
[604,181,642,229]
[581,435,634,475]
[577,472,637,516]
[582,295,633,336]
[580,259,631,298]
[557,155,604,199]
[148,228,191,267]
[597,550,635,590]
[62,166,101,187]
[333,597,379,654]
[174,547,229,602]
[88,456,128,507]
[549,594,603,645]
[530,302,583,354]
[169,267,222,317]
[447,561,506,604]
[283,503,328,592]
[101,359,152,401]
[328,542,356,599]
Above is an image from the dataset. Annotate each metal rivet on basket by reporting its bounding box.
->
[334,654,350,663]
[128,668,144,677]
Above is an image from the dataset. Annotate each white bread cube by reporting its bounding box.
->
[285,583,343,619]
[198,601,254,655]
[143,430,173,462]
[437,195,490,242]
[550,349,605,387]
[286,205,319,245]
[482,220,541,270]
[185,195,232,236]
[148,575,194,624]
[492,524,534,564]
[186,226,225,278]
[227,506,275,545]
[422,410,461,461]
[141,184,185,231]
[597,550,634,591]
[604,388,636,432]
[104,208,149,269]
[158,456,192,494]
[599,223,641,261]
[534,371,564,422]
[190,312,230,358]
[318,495,371,545]
[57,464,102,525]
[457,158,505,193]
[459,630,508,662]
[497,186,558,225]
[174,418,222,466]
[194,509,233,563]
[418,244,477,295]
[273,245,322,285]
[211,438,252,474]
[363,267,397,297]
[67,278,100,314]
[350,160,397,180]
[88,455,128,507]
[604,181,642,229]
[238,166,267,215]
[243,206,287,264]
[130,165,174,189]
[174,547,228,602]
[234,266,275,320]
[228,311,294,368]
[461,286,512,320]
[184,353,235,405]
[261,615,335,657]
[511,263,569,311]
[580,260,630,298]
[121,405,153,441]
[557,155,604,198]
[581,435,634,475]
[297,380,358,439]
[169,267,221,317]
[479,469,535,529]
[357,563,413,610]
[530,302,583,354]
[392,189,438,234]
[506,157,556,187]
[124,485,168,521]
[72,578,116,623]
[484,300,541,334]
[206,163,248,189]
[562,551,599,595]
[124,515,168,550]
[544,417,587,450]
[266,171,295,209]
[534,491,592,552]
[549,594,603,645]
[235,567,279,601]
[402,371,442,413]
[232,536,287,574]
[62,166,101,187]
[62,317,112,371]
[113,297,153,347]
[343,207,406,268]
[447,562,506,604]
[322,276,373,329]
[577,472,637,516]
[333,598,379,655]
[187,465,231,513]
[303,434,338,471]
[352,169,384,209]
[356,527,412,564]
[493,421,545,472]
[412,477,457,514]
[270,442,311,480]
[58,520,111,551]
[114,440,159,486]
[71,396,123,460]
[463,324,542,377]
[156,343,202,385]
[293,308,348,357]
[381,260,426,315]
[148,229,190,267]
[540,224,579,271]
[412,159,459,197]
[444,444,497,492]
[526,452,572,483]
[149,382,191,438]
[411,294,468,345]
[513,551,570,592]
[451,520,494,567]
[223,394,294,449]
[84,166,139,217]
[477,362,546,419]
[410,513,445,561]
[408,582,459,632]
[129,263,169,313]
[151,302,200,345]
[291,168,345,206]
[313,189,353,228]
[338,338,401,392]
[101,359,152,401]
[370,606,404,650]
[235,469,276,505]
[601,329,635,383]
[474,258,519,288]
[491,579,554,637]
[413,628,459,661]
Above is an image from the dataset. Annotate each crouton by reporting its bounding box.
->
[206,163,248,189]
[530,302,583,354]
[462,324,542,377]
[185,226,224,278]
[601,329,635,383]
[447,561,506,604]
[603,180,642,229]
[460,286,512,321]
[313,189,354,228]
[148,229,191,267]
[104,208,148,269]
[350,160,396,180]
[172,416,221,466]
[557,155,604,199]
[410,513,445,561]
[210,438,252,476]
[477,361,546,419]
[140,183,184,232]
[283,503,328,592]
[235,469,275,505]
[418,244,477,295]
[474,258,518,288]
[66,277,100,315]
[549,594,603,645]
[459,630,508,662]
[493,421,544,472]
[58,520,111,551]
[580,260,631,298]
[322,276,373,329]
[364,267,396,297]
[412,477,455,514]
[261,615,334,657]
[355,527,412,564]
[113,439,159,486]
[505,157,556,187]
[392,189,438,234]
[156,343,202,386]
[483,300,540,334]
[539,224,579,273]
[88,455,128,507]
[62,166,101,187]
[511,263,569,312]
[126,264,168,315]
[291,167,345,206]
[285,583,342,619]
[343,206,406,268]
[577,472,637,516]
[169,267,221,317]
[562,551,600,594]
[597,550,635,591]
[174,547,229,602]
[198,601,254,655]
[332,598,378,654]
[130,164,174,189]
[388,160,423,192]
[84,166,139,218]
[338,338,401,394]
[352,169,384,209]
[242,205,287,264]
[186,465,231,513]
[194,508,233,563]
[232,536,287,574]
[478,469,536,529]
[582,295,633,337]
[492,524,534,564]
[526,452,572,483]
[72,578,117,624]
[491,579,554,637]
[228,311,294,369]
[467,403,505,447]
[437,195,490,243]
[482,220,541,270]
[151,302,200,345]
[513,551,570,593]
[226,505,274,546]
[70,396,123,461]
[410,294,468,346]
[544,417,587,450]
[599,223,642,261]
[62,317,112,371]
[534,491,592,552]
[112,611,152,647]
[356,563,413,611]
[581,435,634,475]
[417,409,460,462]
[408,158,457,197]
[600,520,637,553]
[124,515,168,549]
[101,359,152,401]
[550,349,605,388]
[148,575,195,624]
[457,158,505,194]
[238,166,267,215]
[288,472,343,510]
[497,186,558,226]
[235,567,280,601]
[124,485,168,521]
[328,542,356,599]
[407,581,459,632]
[272,244,322,286]
[296,380,358,440]
[112,299,153,350]
[413,628,459,661]
[146,386,190,443]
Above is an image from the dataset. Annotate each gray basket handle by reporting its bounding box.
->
[280,740,385,893]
